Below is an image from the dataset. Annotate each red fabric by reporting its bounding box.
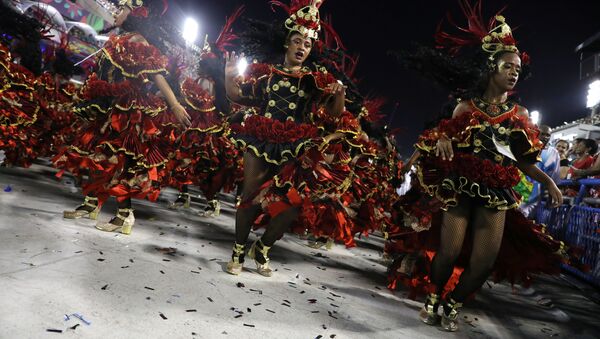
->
[231,115,318,143]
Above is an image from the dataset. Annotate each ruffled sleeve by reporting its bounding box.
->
[102,34,168,81]
[235,63,271,107]
[509,113,543,164]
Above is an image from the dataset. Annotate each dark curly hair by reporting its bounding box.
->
[394,43,530,130]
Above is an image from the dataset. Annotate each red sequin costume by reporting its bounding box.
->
[35,72,78,158]
[0,44,40,167]
[53,33,173,204]
[386,101,573,298]
[168,77,241,198]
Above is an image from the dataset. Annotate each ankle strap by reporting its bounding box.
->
[426,293,440,305]
[233,243,245,253]
[257,239,271,259]
[444,297,463,317]
[117,208,133,216]
[85,196,98,201]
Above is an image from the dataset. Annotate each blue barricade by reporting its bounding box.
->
[535,179,600,287]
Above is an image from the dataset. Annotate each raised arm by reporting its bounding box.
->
[224,51,243,103]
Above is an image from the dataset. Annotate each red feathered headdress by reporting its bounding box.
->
[201,6,245,59]
[270,0,325,40]
[435,0,528,64]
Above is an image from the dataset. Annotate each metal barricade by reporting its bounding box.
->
[534,179,600,287]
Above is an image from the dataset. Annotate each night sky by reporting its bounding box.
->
[171,0,600,157]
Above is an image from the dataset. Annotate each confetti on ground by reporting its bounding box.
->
[156,247,177,255]
[46,329,62,333]
[159,312,167,320]
[101,284,108,290]
[186,309,197,312]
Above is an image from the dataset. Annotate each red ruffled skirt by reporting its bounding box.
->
[53,77,173,204]
[230,114,318,165]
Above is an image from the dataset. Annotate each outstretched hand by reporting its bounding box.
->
[435,135,453,161]
[225,51,244,79]
[172,103,191,128]
[547,181,563,208]
[325,81,346,97]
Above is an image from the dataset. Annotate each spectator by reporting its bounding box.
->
[555,139,571,179]
[571,138,600,179]
[568,138,597,179]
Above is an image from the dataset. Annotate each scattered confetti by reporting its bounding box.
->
[101,284,108,290]
[186,309,197,312]
[156,247,177,255]
[159,312,167,320]
[243,324,255,328]
[46,329,62,333]
[144,286,155,291]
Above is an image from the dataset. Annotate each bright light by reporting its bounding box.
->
[530,110,540,125]
[586,80,600,108]
[237,58,248,76]
[182,17,199,44]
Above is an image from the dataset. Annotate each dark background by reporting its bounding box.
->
[171,0,600,157]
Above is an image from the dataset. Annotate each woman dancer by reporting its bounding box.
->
[56,0,190,234]
[390,2,563,331]
[224,0,345,276]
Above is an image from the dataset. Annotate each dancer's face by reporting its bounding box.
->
[490,52,521,92]
[113,7,131,27]
[284,33,312,67]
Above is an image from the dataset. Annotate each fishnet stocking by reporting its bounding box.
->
[430,199,471,294]
[234,152,277,244]
[451,205,505,301]
[430,198,506,302]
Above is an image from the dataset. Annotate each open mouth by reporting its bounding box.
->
[295,51,304,60]
[508,78,517,86]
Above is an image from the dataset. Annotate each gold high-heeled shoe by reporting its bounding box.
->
[63,196,100,220]
[199,199,220,217]
[419,293,441,325]
[247,239,273,277]
[96,208,135,235]
[441,297,462,332]
[226,243,245,275]
[307,237,335,250]
[169,192,191,210]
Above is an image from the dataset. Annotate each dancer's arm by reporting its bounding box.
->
[324,82,345,117]
[152,74,191,127]
[517,162,563,207]
[224,51,243,103]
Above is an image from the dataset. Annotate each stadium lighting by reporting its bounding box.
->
[237,57,248,76]
[182,17,199,44]
[530,110,540,125]
[586,79,600,108]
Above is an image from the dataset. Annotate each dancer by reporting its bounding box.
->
[224,0,345,276]
[389,2,563,331]
[168,9,244,217]
[0,1,45,168]
[55,0,190,234]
